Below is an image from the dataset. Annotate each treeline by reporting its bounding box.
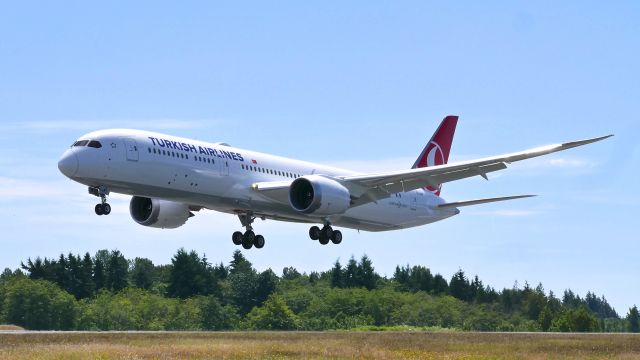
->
[0,249,638,332]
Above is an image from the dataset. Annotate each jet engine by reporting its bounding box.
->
[289,175,351,216]
[129,196,193,229]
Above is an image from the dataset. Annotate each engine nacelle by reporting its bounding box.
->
[289,175,351,216]
[129,196,192,229]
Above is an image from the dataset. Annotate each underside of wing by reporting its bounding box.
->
[438,194,536,209]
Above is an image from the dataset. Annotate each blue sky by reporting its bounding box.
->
[1,2,638,313]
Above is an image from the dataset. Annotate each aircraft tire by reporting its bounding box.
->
[321,226,333,240]
[331,230,342,244]
[309,226,321,240]
[242,231,255,249]
[95,204,104,216]
[102,203,111,215]
[254,235,265,249]
[232,231,243,245]
[319,235,330,245]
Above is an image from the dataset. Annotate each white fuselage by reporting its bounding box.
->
[59,129,457,232]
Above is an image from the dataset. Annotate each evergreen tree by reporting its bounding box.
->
[107,250,129,291]
[411,266,433,293]
[131,257,155,290]
[627,305,640,333]
[343,256,358,288]
[55,254,69,291]
[229,250,252,275]
[449,269,470,301]
[330,260,343,288]
[255,269,278,306]
[282,266,301,280]
[432,273,448,294]
[78,253,95,299]
[358,255,376,290]
[167,248,210,298]
[93,257,106,291]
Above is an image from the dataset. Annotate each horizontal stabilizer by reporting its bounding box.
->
[438,195,536,209]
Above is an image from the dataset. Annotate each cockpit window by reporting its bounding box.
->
[87,140,102,148]
[72,140,90,147]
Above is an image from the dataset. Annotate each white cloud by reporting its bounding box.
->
[510,156,596,170]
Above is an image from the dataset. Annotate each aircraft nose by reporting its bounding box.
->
[58,151,79,177]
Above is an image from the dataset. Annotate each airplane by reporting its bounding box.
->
[57,116,611,249]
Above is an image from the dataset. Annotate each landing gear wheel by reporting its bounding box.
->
[321,225,333,240]
[242,230,255,249]
[95,204,104,216]
[331,230,342,244]
[309,226,321,240]
[254,235,265,249]
[102,203,111,215]
[232,231,243,245]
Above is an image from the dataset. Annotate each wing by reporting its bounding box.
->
[339,134,612,206]
[252,135,612,207]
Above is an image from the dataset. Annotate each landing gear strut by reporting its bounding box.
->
[89,186,111,216]
[309,224,342,245]
[232,212,265,250]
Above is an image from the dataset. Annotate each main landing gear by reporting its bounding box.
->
[309,224,342,245]
[89,186,111,216]
[232,212,265,250]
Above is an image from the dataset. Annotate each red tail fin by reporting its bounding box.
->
[411,115,458,195]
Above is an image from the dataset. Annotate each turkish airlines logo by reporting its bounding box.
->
[424,141,444,195]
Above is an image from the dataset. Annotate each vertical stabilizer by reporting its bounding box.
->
[411,115,458,195]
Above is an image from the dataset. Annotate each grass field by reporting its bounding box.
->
[0,331,639,359]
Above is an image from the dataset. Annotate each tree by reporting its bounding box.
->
[358,255,377,290]
[243,294,299,330]
[449,269,470,301]
[343,257,359,288]
[107,250,129,291]
[229,250,252,275]
[255,269,278,306]
[200,295,238,330]
[627,305,640,333]
[77,253,95,299]
[282,266,301,281]
[131,257,155,290]
[432,274,448,294]
[93,256,106,291]
[2,278,77,330]
[330,260,343,288]
[167,249,212,298]
[538,305,554,331]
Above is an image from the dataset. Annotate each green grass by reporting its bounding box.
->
[0,331,639,359]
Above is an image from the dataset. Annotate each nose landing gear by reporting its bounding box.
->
[89,186,111,216]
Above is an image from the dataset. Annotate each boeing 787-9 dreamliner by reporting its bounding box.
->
[58,116,611,249]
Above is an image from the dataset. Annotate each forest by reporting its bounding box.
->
[0,249,638,332]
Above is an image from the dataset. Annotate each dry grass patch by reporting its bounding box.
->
[0,331,639,359]
[0,325,24,331]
